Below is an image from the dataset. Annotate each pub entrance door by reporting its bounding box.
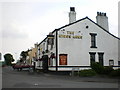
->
[42,55,48,72]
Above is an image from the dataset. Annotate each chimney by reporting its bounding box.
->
[34,42,38,48]
[69,7,76,23]
[96,12,109,31]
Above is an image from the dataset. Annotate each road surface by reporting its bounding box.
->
[2,66,120,89]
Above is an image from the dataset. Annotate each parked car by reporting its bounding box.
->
[12,63,33,71]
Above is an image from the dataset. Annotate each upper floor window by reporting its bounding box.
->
[47,35,54,50]
[90,33,97,48]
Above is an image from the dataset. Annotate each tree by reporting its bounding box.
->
[20,51,28,61]
[4,53,15,66]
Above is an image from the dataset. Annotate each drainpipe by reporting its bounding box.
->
[55,29,58,72]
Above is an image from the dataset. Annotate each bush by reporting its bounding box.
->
[91,62,114,75]
[109,69,120,77]
[91,62,104,74]
[79,69,97,77]
[103,66,114,74]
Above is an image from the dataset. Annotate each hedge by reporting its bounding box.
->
[79,69,97,77]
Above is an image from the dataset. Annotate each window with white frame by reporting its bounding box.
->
[90,33,97,48]
[109,60,114,66]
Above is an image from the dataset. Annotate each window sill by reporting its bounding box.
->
[90,46,97,48]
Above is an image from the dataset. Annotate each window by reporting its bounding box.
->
[98,53,104,66]
[89,52,96,64]
[90,33,97,48]
[49,53,55,66]
[109,60,114,66]
[47,35,54,50]
[43,42,45,51]
[49,58,53,66]
[118,61,120,66]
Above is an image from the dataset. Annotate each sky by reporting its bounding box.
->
[0,0,119,61]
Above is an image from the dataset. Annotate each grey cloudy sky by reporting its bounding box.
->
[0,0,119,61]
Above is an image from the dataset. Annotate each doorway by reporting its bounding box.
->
[42,55,48,72]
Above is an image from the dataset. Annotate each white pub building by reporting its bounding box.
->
[35,7,120,72]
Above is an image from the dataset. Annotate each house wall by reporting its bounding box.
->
[36,41,46,69]
[57,18,119,71]
[36,18,119,71]
[118,39,120,62]
[36,32,57,70]
[27,47,37,65]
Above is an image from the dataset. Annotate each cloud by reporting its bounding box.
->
[0,0,68,3]
[1,22,28,39]
[2,29,28,39]
[0,0,119,61]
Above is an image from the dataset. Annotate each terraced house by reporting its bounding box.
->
[35,7,120,72]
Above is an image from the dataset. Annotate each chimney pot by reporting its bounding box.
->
[97,12,99,16]
[70,7,75,11]
[104,13,106,16]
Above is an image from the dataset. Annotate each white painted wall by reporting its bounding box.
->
[58,18,119,69]
[36,32,57,70]
[118,39,120,62]
[36,17,119,71]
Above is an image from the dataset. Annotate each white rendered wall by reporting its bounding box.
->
[58,18,119,68]
[118,39,120,62]
[36,32,57,71]
[36,18,119,71]
[118,2,120,63]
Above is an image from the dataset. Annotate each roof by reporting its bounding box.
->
[38,17,120,46]
[53,17,120,40]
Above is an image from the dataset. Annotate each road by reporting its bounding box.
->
[2,66,120,89]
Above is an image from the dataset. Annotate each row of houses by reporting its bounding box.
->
[25,7,120,72]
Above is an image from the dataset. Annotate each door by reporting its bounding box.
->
[42,55,48,72]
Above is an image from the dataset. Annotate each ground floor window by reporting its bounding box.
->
[109,60,114,66]
[49,53,56,66]
[118,61,120,66]
[49,58,53,66]
[59,54,67,65]
[98,52,104,66]
[49,58,56,66]
[89,52,96,64]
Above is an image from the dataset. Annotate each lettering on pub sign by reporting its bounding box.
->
[59,31,82,39]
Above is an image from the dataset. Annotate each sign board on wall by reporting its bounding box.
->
[59,54,67,65]
[59,30,82,39]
